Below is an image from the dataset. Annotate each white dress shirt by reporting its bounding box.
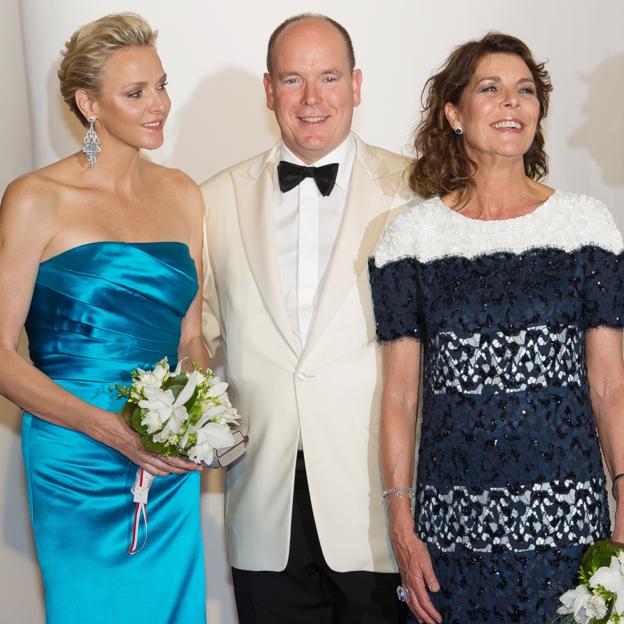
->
[273,135,356,351]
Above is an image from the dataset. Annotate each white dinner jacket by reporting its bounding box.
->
[201,133,410,572]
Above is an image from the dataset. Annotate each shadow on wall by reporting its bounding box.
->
[169,66,280,182]
[0,333,42,584]
[46,60,84,161]
[1,422,40,562]
[569,54,624,189]
[45,63,281,180]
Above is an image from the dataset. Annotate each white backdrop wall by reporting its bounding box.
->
[0,0,41,622]
[2,0,623,622]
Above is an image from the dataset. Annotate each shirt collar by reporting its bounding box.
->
[279,133,356,192]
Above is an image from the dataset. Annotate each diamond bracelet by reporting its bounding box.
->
[382,487,416,514]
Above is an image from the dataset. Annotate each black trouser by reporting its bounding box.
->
[232,452,406,623]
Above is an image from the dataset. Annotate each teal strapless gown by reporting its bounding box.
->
[22,242,206,624]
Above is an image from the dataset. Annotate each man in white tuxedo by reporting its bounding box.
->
[201,13,409,623]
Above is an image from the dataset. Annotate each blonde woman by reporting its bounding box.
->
[0,14,207,623]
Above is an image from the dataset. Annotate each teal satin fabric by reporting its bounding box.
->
[22,242,206,623]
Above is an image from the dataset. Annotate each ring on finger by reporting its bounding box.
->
[396,585,410,602]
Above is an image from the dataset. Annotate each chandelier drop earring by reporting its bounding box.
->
[454,126,463,135]
[82,116,101,168]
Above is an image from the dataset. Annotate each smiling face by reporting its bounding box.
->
[263,18,362,164]
[90,45,170,151]
[445,52,540,165]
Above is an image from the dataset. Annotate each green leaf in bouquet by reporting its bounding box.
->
[120,401,136,426]
[165,383,186,400]
[580,540,624,583]
[139,435,181,457]
[187,401,203,426]
[180,432,197,452]
[130,408,149,436]
[163,374,188,393]
[163,374,200,411]
[185,386,200,409]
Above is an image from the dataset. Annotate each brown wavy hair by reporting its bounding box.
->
[409,32,552,199]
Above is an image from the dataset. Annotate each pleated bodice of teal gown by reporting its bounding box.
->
[22,242,206,624]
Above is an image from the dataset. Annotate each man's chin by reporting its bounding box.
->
[287,138,339,164]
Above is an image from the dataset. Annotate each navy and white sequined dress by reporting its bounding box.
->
[369,191,624,623]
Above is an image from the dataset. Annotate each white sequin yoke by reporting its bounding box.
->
[373,191,624,268]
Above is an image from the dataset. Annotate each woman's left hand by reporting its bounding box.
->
[611,507,624,543]
[389,510,442,624]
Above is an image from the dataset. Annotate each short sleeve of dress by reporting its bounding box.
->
[581,201,624,329]
[368,211,423,342]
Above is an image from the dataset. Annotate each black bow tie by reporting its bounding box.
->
[277,161,339,197]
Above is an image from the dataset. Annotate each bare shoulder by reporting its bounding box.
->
[4,170,51,201]
[143,162,203,232]
[147,159,200,194]
[0,168,69,257]
[146,162,200,198]
[1,168,63,227]
[3,154,86,202]
[151,162,196,188]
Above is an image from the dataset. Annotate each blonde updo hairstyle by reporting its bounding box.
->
[58,13,157,127]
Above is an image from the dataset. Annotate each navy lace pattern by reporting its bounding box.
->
[428,324,583,395]
[369,193,624,623]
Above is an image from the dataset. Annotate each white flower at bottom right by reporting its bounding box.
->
[590,555,624,617]
[558,584,607,624]
[187,423,235,465]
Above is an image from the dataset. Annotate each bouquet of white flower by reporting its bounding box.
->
[556,540,624,624]
[115,357,241,553]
